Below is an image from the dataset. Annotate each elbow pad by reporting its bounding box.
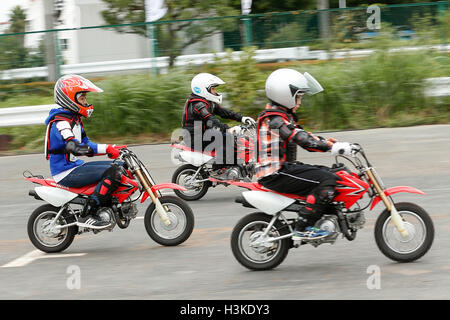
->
[65,140,94,156]
[268,116,330,152]
[292,131,330,152]
[268,117,296,140]
[193,102,211,120]
[269,117,298,139]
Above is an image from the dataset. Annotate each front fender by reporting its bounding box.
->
[140,183,187,203]
[370,186,425,210]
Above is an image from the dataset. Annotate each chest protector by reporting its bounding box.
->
[44,113,83,160]
[257,108,298,163]
[182,96,212,129]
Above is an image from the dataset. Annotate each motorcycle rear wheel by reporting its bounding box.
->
[144,196,194,246]
[231,212,291,271]
[27,204,77,253]
[172,164,211,201]
[375,202,434,262]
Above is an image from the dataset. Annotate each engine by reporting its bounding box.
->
[345,211,366,230]
[120,202,138,220]
[96,207,113,222]
[93,207,116,233]
[311,215,340,246]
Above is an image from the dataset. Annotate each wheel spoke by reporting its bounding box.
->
[238,221,282,264]
[151,203,186,240]
[33,211,68,248]
[382,211,427,254]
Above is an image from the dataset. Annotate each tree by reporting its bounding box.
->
[8,5,27,34]
[0,6,28,70]
[101,0,240,67]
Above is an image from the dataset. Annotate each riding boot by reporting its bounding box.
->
[295,195,324,230]
[81,197,99,218]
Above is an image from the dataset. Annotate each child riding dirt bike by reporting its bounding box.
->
[181,72,256,181]
[45,74,126,229]
[255,68,339,240]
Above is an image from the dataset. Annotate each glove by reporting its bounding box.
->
[331,142,352,156]
[106,144,127,159]
[241,116,256,126]
[228,125,243,135]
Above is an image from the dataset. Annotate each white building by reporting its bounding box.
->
[23,0,150,64]
[4,0,224,70]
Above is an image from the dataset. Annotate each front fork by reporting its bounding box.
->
[366,168,409,237]
[134,168,172,226]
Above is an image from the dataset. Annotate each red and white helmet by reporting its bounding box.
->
[191,73,225,104]
[54,74,103,118]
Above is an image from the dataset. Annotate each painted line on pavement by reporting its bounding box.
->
[1,249,86,268]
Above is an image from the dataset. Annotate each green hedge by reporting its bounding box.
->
[292,49,450,130]
[86,71,191,137]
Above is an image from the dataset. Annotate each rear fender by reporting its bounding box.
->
[370,186,425,210]
[242,191,296,215]
[34,186,78,207]
[140,183,187,203]
[179,151,214,166]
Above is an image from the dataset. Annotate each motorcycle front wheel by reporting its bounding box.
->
[231,212,291,271]
[144,195,194,246]
[27,204,77,253]
[374,202,434,262]
[172,164,211,201]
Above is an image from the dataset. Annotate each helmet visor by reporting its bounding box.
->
[304,72,324,95]
[81,78,103,93]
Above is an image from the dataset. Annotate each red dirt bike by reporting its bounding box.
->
[25,147,194,253]
[231,142,434,270]
[170,123,257,201]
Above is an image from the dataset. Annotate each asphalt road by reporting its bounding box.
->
[0,124,449,301]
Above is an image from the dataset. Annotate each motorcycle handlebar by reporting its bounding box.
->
[331,142,361,157]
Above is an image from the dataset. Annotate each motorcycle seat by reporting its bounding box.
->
[237,181,306,200]
[25,176,97,195]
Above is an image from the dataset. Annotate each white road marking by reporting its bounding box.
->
[1,250,86,268]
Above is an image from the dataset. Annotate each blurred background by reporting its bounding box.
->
[0,0,448,154]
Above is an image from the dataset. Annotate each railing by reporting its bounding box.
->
[1,44,449,80]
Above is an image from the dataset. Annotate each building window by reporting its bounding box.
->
[60,38,69,50]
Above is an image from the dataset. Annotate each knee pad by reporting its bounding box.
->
[317,186,336,204]
[314,179,337,205]
[95,164,124,204]
[102,164,123,185]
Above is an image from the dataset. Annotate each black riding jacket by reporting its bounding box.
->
[182,94,243,137]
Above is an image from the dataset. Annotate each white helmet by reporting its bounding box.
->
[191,73,225,104]
[265,68,324,109]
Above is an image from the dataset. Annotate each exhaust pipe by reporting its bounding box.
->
[29,190,43,201]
